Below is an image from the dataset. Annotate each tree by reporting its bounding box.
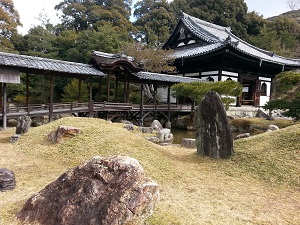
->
[263,71,300,120]
[55,0,134,33]
[171,80,243,109]
[133,0,176,47]
[62,78,89,102]
[249,16,300,57]
[122,42,176,73]
[0,0,21,52]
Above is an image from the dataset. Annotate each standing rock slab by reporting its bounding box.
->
[157,128,174,143]
[0,168,16,191]
[17,156,159,225]
[16,115,32,135]
[182,138,196,148]
[195,91,234,158]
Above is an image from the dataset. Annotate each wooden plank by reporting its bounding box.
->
[0,68,20,84]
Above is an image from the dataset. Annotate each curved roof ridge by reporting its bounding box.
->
[181,11,231,32]
[180,13,218,43]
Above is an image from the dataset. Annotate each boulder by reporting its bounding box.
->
[138,127,153,134]
[10,134,20,143]
[181,138,196,148]
[18,156,159,225]
[47,125,81,143]
[0,168,16,191]
[157,128,173,143]
[195,91,234,158]
[150,120,163,131]
[268,124,280,131]
[124,123,134,131]
[16,115,32,135]
[235,133,250,139]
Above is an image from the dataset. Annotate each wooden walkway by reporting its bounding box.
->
[0,102,192,120]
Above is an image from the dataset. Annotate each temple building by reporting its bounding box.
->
[163,12,300,106]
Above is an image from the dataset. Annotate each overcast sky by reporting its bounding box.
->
[12,0,291,34]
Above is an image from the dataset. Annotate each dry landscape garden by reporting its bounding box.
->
[1,116,299,225]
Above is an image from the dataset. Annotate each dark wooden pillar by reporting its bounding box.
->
[26,73,29,110]
[236,74,242,107]
[2,83,7,129]
[139,84,144,126]
[89,76,93,118]
[167,85,171,122]
[123,74,127,102]
[78,78,82,103]
[126,82,130,103]
[0,83,2,110]
[115,76,119,102]
[49,76,54,122]
[98,76,102,102]
[154,84,157,118]
[107,74,110,102]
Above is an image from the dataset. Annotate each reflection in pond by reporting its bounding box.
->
[171,128,240,144]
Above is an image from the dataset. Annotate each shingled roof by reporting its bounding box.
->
[0,51,105,77]
[134,72,202,84]
[165,12,300,67]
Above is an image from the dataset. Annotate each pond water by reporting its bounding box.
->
[171,128,240,144]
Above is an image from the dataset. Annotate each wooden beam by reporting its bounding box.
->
[2,83,7,130]
[98,76,102,102]
[107,74,110,102]
[167,85,171,122]
[124,73,127,102]
[89,76,93,118]
[49,76,54,122]
[78,78,82,103]
[0,83,2,110]
[115,76,119,102]
[26,73,29,111]
[140,84,144,126]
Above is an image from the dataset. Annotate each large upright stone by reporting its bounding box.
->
[195,91,234,158]
[16,115,32,135]
[17,156,159,225]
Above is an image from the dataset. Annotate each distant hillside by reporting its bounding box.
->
[268,9,300,23]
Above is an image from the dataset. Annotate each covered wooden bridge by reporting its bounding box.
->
[0,51,201,129]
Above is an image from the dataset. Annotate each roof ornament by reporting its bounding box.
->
[225,36,231,44]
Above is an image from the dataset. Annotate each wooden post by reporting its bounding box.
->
[2,83,7,130]
[124,73,127,102]
[167,85,171,122]
[140,84,144,126]
[0,83,2,110]
[26,73,29,113]
[126,82,130,103]
[98,76,102,102]
[107,74,110,102]
[78,78,82,103]
[49,76,54,122]
[154,84,157,119]
[115,76,119,102]
[89,76,93,118]
[236,74,242,107]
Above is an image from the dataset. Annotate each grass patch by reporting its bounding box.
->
[0,117,299,225]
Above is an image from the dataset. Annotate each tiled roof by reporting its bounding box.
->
[0,51,105,76]
[134,72,202,83]
[174,12,300,66]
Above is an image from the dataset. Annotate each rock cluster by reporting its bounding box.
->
[18,156,159,225]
